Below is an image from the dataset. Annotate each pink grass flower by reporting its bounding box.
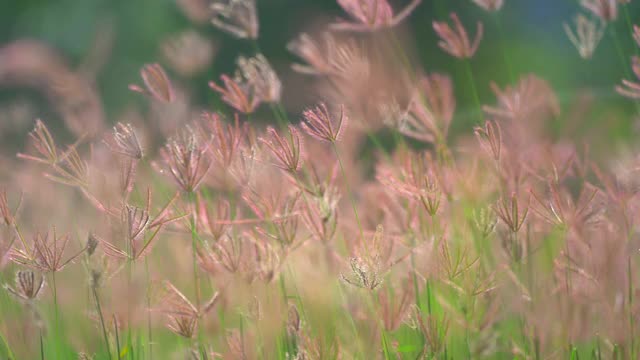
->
[433,13,483,59]
[160,127,212,193]
[210,0,259,39]
[301,103,347,143]
[332,0,422,32]
[129,63,175,103]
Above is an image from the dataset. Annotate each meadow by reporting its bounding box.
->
[1,0,640,358]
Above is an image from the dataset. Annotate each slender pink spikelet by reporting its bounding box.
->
[99,190,186,261]
[301,103,347,143]
[616,57,640,99]
[210,0,259,40]
[129,63,175,103]
[401,73,455,144]
[160,127,212,193]
[236,54,281,104]
[287,32,335,76]
[104,122,143,159]
[474,120,502,162]
[155,281,220,338]
[10,227,87,273]
[332,0,422,32]
[17,119,59,165]
[564,14,605,59]
[209,74,260,114]
[634,24,640,48]
[493,192,529,234]
[259,125,304,173]
[433,13,483,59]
[4,270,45,302]
[0,189,20,227]
[581,0,617,22]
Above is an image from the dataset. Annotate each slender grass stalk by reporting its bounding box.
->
[463,59,483,125]
[493,13,515,83]
[50,271,60,358]
[144,258,152,360]
[114,314,122,360]
[39,330,44,360]
[331,142,364,242]
[92,285,113,360]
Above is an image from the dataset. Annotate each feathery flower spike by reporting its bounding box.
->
[564,14,605,59]
[104,123,143,159]
[332,0,422,32]
[301,103,347,143]
[210,0,259,39]
[433,13,483,59]
[129,63,175,103]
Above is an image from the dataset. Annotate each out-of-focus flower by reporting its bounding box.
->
[471,0,504,11]
[288,33,335,75]
[301,103,347,143]
[341,225,407,290]
[129,63,175,103]
[210,0,258,39]
[260,125,304,173]
[155,281,219,338]
[196,195,231,242]
[377,278,414,331]
[209,75,259,114]
[616,57,640,99]
[177,0,212,24]
[4,270,45,302]
[160,127,212,193]
[633,24,640,47]
[581,0,617,22]
[433,13,483,59]
[493,192,529,234]
[331,0,422,32]
[236,54,281,104]
[0,189,20,227]
[377,151,442,216]
[483,75,560,122]
[103,123,143,159]
[564,14,605,59]
[401,73,455,144]
[162,31,217,77]
[99,191,186,261]
[10,227,87,273]
[474,120,502,162]
[18,119,60,165]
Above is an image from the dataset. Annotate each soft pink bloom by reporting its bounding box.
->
[301,103,347,143]
[332,0,422,32]
[433,13,483,59]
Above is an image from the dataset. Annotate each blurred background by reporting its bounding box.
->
[0,0,639,152]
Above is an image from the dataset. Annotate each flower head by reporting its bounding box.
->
[129,63,175,103]
[104,123,143,159]
[209,74,260,114]
[160,127,211,193]
[564,14,605,59]
[260,125,304,173]
[581,0,617,22]
[301,103,347,143]
[493,192,529,233]
[155,281,219,338]
[433,13,483,59]
[332,0,422,32]
[4,270,45,302]
[616,57,640,99]
[211,0,259,39]
[10,227,87,273]
[236,54,281,104]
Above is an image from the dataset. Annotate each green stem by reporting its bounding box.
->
[331,142,364,242]
[463,59,483,125]
[92,285,113,360]
[145,258,152,360]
